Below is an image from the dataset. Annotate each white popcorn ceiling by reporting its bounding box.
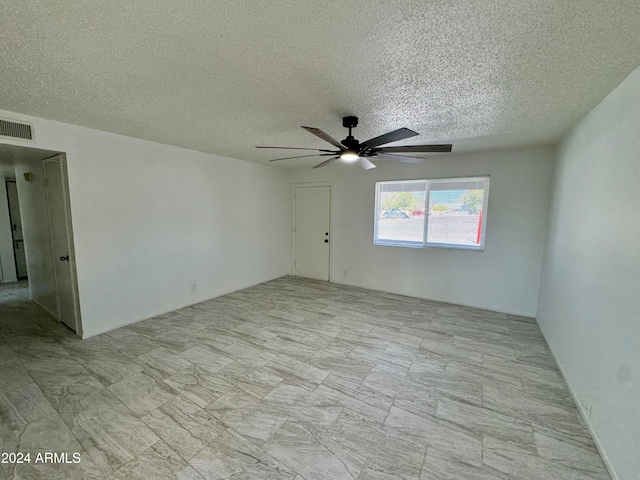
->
[1,0,639,167]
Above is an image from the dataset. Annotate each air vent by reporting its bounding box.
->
[0,119,34,140]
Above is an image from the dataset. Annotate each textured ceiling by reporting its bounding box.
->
[1,1,639,167]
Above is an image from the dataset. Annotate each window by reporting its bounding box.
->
[374,176,489,250]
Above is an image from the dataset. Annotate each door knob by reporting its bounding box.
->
[324,239,329,243]
[59,256,69,262]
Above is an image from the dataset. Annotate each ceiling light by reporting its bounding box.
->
[340,151,359,162]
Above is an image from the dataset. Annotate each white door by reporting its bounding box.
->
[294,186,331,281]
[43,157,78,332]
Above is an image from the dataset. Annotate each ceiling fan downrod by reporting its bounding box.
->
[341,116,360,150]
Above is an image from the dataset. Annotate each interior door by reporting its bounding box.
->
[6,180,28,279]
[294,186,331,281]
[43,157,77,332]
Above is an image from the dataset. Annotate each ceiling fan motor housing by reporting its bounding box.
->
[342,116,358,129]
[341,116,360,150]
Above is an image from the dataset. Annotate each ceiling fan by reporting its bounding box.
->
[256,116,452,170]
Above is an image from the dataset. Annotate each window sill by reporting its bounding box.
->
[374,240,485,252]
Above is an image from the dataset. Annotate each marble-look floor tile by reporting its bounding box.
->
[262,335,319,361]
[359,466,419,480]
[307,350,373,383]
[362,370,440,416]
[44,376,122,427]
[482,384,581,425]
[314,383,389,424]
[164,364,245,408]
[83,351,145,386]
[134,346,193,380]
[0,278,609,480]
[102,327,160,356]
[108,370,178,416]
[263,382,343,428]
[407,365,483,406]
[61,336,121,361]
[190,428,296,480]
[206,390,289,443]
[533,431,609,479]
[72,404,160,476]
[445,362,522,391]
[216,360,284,398]
[108,440,204,479]
[222,341,277,367]
[142,397,226,461]
[263,420,360,480]
[321,374,394,416]
[2,409,82,453]
[328,412,426,479]
[0,360,35,393]
[148,328,203,353]
[383,406,482,468]
[180,345,235,373]
[483,435,602,480]
[421,450,506,480]
[0,383,56,433]
[435,395,536,453]
[263,354,329,391]
[0,342,17,365]
[21,356,95,393]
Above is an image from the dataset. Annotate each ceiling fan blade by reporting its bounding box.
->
[256,146,337,153]
[312,157,339,169]
[301,126,346,150]
[268,153,335,162]
[377,144,453,153]
[361,128,418,148]
[373,153,425,164]
[357,157,376,170]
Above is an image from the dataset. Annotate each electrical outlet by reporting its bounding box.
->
[343,270,348,277]
[191,283,197,292]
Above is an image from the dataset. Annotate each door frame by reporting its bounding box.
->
[5,179,27,280]
[42,154,82,336]
[291,182,334,282]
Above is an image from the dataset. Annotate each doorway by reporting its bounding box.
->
[293,185,331,281]
[6,180,28,279]
[0,144,81,334]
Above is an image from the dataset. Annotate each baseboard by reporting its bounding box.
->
[82,273,288,339]
[537,324,619,480]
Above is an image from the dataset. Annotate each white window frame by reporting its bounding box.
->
[374,176,490,251]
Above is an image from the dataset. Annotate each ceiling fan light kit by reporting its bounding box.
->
[256,116,453,169]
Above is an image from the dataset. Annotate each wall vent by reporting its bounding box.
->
[0,119,34,141]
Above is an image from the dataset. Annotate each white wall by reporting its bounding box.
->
[537,66,640,480]
[0,109,291,338]
[290,146,554,316]
[0,174,18,283]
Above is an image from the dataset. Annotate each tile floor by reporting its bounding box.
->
[0,277,610,479]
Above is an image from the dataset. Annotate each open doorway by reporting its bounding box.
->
[0,143,82,335]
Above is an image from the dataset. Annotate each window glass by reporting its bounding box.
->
[374,177,489,250]
[375,181,426,245]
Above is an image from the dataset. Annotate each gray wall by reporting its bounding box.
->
[537,65,640,480]
[290,145,555,317]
